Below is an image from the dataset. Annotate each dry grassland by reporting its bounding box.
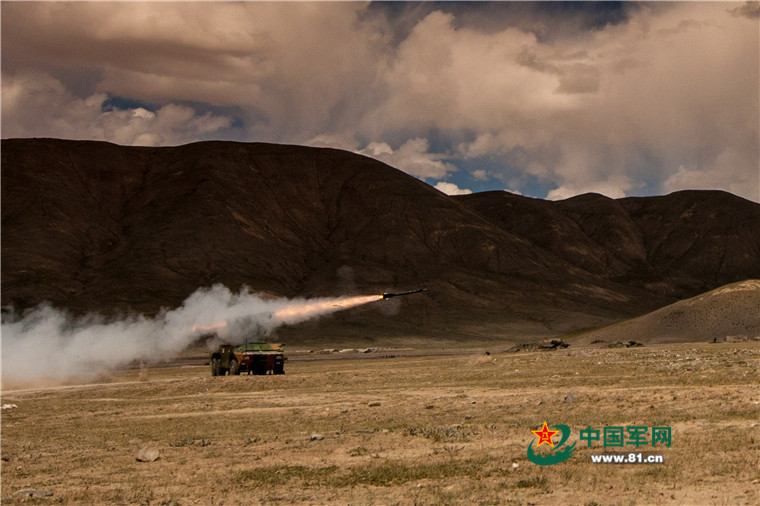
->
[2,342,759,505]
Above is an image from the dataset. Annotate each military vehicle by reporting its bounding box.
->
[210,342,286,376]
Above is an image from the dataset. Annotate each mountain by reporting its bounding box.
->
[458,190,760,298]
[2,138,759,342]
[569,280,760,345]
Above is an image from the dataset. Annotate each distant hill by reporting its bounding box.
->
[2,138,759,341]
[569,280,760,345]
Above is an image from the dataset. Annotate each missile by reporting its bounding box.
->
[381,288,427,299]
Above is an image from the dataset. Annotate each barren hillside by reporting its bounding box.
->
[3,138,759,341]
[570,280,760,345]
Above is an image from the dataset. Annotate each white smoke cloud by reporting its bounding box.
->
[1,285,381,389]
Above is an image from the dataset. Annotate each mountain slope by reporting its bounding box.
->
[2,138,758,341]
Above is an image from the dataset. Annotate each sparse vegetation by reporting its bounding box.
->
[404,424,472,442]
[2,342,758,504]
[515,475,549,490]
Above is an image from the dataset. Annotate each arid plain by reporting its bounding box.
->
[2,342,758,505]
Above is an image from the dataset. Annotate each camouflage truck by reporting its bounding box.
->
[210,342,286,376]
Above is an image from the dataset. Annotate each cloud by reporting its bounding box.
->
[731,2,760,19]
[1,2,757,200]
[1,2,388,141]
[434,181,473,196]
[1,71,232,146]
[450,2,759,200]
[308,134,458,181]
[663,147,759,198]
[343,3,757,200]
[472,169,490,181]
[546,174,635,201]
[360,10,565,139]
[357,138,458,180]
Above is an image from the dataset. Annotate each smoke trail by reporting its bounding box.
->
[1,285,382,389]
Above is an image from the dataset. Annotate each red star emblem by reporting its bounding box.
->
[532,421,559,448]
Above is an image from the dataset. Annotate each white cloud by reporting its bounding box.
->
[306,133,360,151]
[546,174,635,201]
[308,134,458,180]
[472,169,490,181]
[434,181,473,196]
[131,108,155,120]
[1,71,232,146]
[357,138,457,180]
[362,141,394,157]
[1,2,389,142]
[663,147,759,198]
[366,3,758,201]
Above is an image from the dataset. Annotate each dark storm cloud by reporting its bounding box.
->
[731,1,760,19]
[367,1,633,43]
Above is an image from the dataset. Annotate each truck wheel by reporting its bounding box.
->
[211,357,221,376]
[230,358,240,375]
[274,364,285,375]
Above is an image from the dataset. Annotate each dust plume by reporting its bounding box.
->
[1,285,382,389]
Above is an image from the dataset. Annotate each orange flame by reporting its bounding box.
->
[272,294,382,320]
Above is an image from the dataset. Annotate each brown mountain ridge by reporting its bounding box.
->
[2,138,759,342]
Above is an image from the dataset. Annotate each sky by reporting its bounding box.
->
[2,1,758,201]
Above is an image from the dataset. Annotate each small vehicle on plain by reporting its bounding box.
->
[210,342,286,376]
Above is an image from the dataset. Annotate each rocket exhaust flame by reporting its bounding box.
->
[272,294,383,322]
[191,290,424,333]
[189,294,384,335]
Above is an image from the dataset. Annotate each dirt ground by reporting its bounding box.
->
[2,342,759,505]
